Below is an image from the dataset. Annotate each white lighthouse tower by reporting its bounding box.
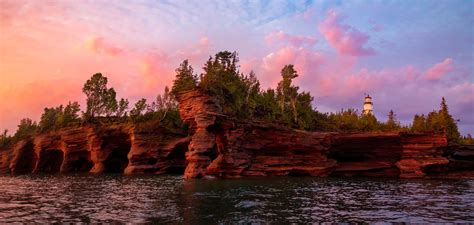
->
[363,94,373,115]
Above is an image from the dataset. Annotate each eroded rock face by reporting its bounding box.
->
[178,90,223,178]
[178,90,336,178]
[125,122,190,175]
[329,132,403,177]
[0,123,188,175]
[178,89,461,179]
[0,89,469,179]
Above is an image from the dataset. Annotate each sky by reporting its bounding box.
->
[0,0,473,135]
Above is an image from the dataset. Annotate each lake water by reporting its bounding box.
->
[0,175,473,223]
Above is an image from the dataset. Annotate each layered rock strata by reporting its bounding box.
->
[0,89,470,179]
[0,123,189,175]
[177,90,453,179]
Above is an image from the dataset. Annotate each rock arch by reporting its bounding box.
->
[36,149,64,173]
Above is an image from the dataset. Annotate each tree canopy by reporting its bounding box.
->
[410,97,461,144]
[82,73,117,118]
[2,51,469,148]
[171,60,198,98]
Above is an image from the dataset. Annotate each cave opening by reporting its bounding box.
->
[165,141,189,174]
[328,137,402,163]
[14,141,37,174]
[104,146,130,173]
[69,156,94,172]
[207,144,219,161]
[37,149,64,173]
[103,136,132,173]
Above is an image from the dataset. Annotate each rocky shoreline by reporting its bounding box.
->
[1,90,473,179]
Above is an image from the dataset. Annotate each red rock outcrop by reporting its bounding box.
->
[0,123,188,175]
[0,89,468,179]
[177,90,223,178]
[125,122,190,175]
[396,133,449,178]
[329,132,402,177]
[178,89,456,179]
[328,132,449,178]
[178,90,337,178]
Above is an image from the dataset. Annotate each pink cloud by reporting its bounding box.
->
[176,36,211,64]
[136,52,175,94]
[0,79,83,134]
[240,57,260,75]
[319,10,375,56]
[256,47,324,88]
[85,37,123,56]
[265,31,317,48]
[425,58,453,81]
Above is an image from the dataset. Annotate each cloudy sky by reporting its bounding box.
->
[0,0,473,134]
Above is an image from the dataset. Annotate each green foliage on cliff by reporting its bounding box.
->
[176,51,408,131]
[199,51,250,117]
[171,60,198,98]
[82,73,118,119]
[0,130,12,149]
[3,51,465,147]
[460,134,474,145]
[39,101,81,131]
[14,118,38,139]
[194,51,320,129]
[410,97,461,144]
[1,119,40,148]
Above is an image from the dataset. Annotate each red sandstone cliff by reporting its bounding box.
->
[177,89,465,179]
[0,123,189,175]
[0,89,471,179]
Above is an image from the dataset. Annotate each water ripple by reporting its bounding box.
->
[0,175,473,223]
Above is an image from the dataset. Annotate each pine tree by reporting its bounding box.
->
[171,60,198,97]
[385,110,400,131]
[439,97,461,143]
[411,114,426,132]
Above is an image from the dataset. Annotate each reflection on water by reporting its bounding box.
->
[0,175,472,223]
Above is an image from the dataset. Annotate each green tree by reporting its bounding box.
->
[242,71,261,116]
[439,97,461,143]
[156,86,178,112]
[411,114,426,132]
[426,110,441,131]
[294,91,315,129]
[424,98,461,144]
[171,59,198,98]
[200,51,248,116]
[104,88,118,116]
[39,101,80,131]
[460,134,474,145]
[254,89,279,120]
[276,65,299,123]
[82,73,117,118]
[39,105,63,131]
[130,98,148,119]
[385,110,401,131]
[358,114,380,131]
[14,118,38,139]
[116,98,129,117]
[328,109,360,132]
[0,129,11,148]
[62,101,81,125]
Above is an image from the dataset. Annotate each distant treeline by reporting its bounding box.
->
[0,51,471,148]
